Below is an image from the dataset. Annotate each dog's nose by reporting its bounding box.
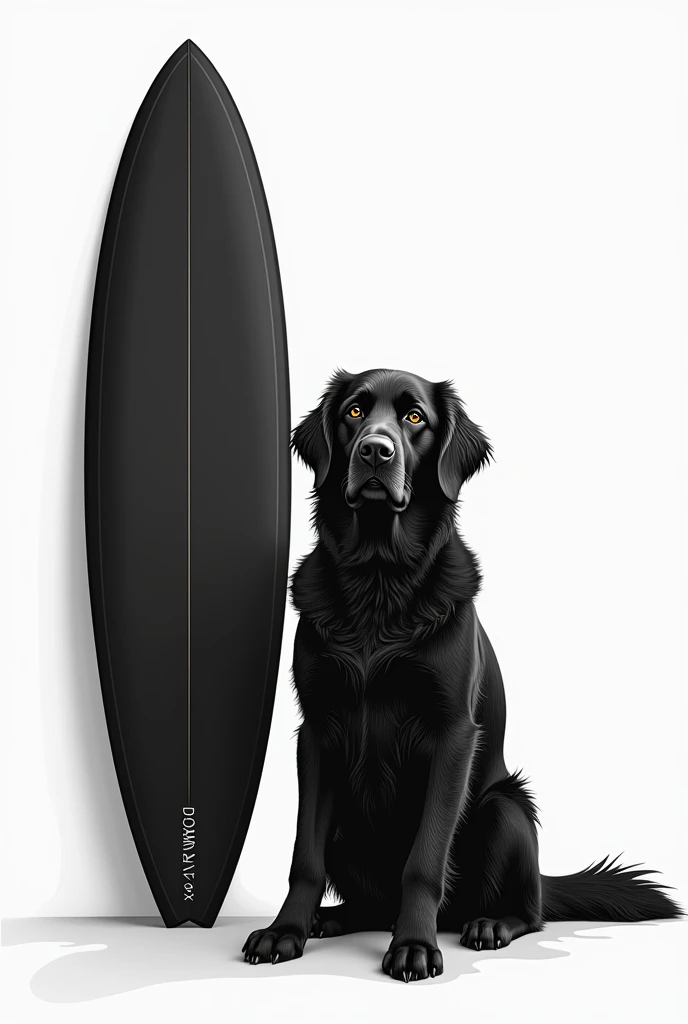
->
[358,434,396,468]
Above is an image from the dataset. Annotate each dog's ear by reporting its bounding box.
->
[434,380,493,501]
[291,368,355,488]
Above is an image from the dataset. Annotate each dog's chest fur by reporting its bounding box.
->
[288,532,479,819]
[291,546,473,818]
[311,654,440,821]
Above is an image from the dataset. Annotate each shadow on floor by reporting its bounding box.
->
[1,915,670,1004]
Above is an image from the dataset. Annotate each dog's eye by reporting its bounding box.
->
[347,405,363,419]
[406,410,423,424]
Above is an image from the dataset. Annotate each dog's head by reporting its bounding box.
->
[292,368,492,512]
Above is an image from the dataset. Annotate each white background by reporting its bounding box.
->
[1,0,687,1018]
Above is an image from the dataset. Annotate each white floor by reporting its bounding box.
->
[2,916,686,1023]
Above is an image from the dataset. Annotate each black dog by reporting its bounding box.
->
[243,367,680,982]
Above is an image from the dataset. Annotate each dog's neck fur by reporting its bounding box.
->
[291,475,482,648]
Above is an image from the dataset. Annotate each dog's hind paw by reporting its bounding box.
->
[459,918,512,950]
[309,903,356,938]
[310,910,344,939]
[242,925,305,964]
[382,940,443,982]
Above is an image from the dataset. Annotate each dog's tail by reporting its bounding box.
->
[540,854,682,922]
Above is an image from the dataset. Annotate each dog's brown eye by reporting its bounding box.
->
[406,410,423,424]
[347,405,363,419]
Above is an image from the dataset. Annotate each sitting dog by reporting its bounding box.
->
[243,367,680,982]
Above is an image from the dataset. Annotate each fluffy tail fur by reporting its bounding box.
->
[541,854,682,922]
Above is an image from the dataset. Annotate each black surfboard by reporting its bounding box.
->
[85,40,290,927]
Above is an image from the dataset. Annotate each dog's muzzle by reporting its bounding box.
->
[345,432,409,512]
[358,434,396,470]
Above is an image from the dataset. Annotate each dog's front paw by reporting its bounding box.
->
[382,939,443,982]
[242,924,305,964]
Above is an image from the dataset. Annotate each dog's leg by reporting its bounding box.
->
[448,780,543,949]
[382,721,478,982]
[243,721,333,965]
